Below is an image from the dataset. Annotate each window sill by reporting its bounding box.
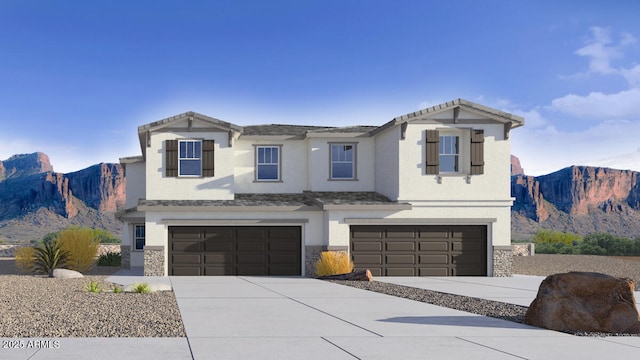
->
[436,173,473,184]
[253,180,283,183]
[327,178,359,181]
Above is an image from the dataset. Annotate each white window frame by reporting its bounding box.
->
[133,224,145,251]
[439,135,459,173]
[255,145,282,182]
[178,139,202,177]
[329,143,357,180]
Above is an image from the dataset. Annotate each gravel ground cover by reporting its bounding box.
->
[0,258,185,337]
[333,254,640,337]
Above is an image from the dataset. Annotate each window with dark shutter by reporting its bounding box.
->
[166,140,178,177]
[202,140,215,177]
[470,129,485,175]
[425,130,439,174]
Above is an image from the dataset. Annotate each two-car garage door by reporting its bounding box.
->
[169,226,301,276]
[351,225,487,276]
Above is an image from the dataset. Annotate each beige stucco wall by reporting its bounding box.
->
[234,139,308,193]
[146,130,235,201]
[123,161,145,208]
[306,137,376,191]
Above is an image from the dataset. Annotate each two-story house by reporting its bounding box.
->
[117,99,524,277]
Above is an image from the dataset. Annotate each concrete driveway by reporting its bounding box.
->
[6,275,640,359]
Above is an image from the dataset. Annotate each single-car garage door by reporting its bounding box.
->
[169,226,301,276]
[350,225,487,276]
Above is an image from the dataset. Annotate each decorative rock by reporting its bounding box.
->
[52,268,84,279]
[524,272,640,334]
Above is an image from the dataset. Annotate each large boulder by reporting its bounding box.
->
[525,272,640,333]
[52,268,84,279]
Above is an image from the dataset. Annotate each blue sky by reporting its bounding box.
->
[1,0,640,175]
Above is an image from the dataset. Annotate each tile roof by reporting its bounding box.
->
[242,124,378,136]
[139,193,317,208]
[136,192,410,209]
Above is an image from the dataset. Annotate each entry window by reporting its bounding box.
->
[179,140,202,176]
[439,136,459,172]
[330,144,356,179]
[134,225,145,251]
[256,146,280,181]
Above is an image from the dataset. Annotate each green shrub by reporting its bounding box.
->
[93,229,121,244]
[85,280,101,293]
[132,283,152,294]
[533,229,582,245]
[33,240,70,277]
[14,246,36,274]
[314,251,354,276]
[97,251,121,266]
[579,233,640,256]
[57,227,100,273]
[112,285,123,293]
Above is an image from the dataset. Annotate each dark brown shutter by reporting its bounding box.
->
[202,140,215,177]
[425,130,439,175]
[166,140,178,177]
[470,129,484,175]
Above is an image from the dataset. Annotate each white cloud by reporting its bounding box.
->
[572,27,636,77]
[549,88,640,119]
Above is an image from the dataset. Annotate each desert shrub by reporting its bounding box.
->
[533,229,582,245]
[97,251,121,266]
[579,233,639,256]
[93,229,121,244]
[132,282,152,294]
[57,227,100,273]
[314,251,354,276]
[534,241,577,254]
[33,240,70,277]
[41,231,60,245]
[14,246,36,273]
[85,280,101,293]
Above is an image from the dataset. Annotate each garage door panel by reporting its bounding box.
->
[172,254,201,265]
[172,266,202,276]
[351,225,486,277]
[172,241,202,252]
[350,228,383,239]
[205,253,233,263]
[170,226,301,276]
[386,242,415,251]
[352,241,382,252]
[419,241,448,252]
[352,254,383,265]
[237,254,266,264]
[269,240,299,251]
[420,267,450,276]
[204,240,234,252]
[386,268,416,276]
[236,228,267,239]
[419,254,449,265]
[172,228,202,240]
[386,254,415,264]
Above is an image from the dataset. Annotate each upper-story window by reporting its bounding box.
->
[256,145,281,181]
[425,129,484,176]
[166,139,214,177]
[179,140,202,176]
[330,143,356,180]
[439,135,459,173]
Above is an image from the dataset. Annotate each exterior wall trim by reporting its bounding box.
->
[344,218,497,225]
[159,218,309,225]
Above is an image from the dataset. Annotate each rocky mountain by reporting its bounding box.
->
[511,156,640,240]
[0,153,125,243]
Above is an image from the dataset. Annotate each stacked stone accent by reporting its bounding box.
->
[493,246,513,277]
[143,246,164,276]
[120,245,131,269]
[513,243,535,256]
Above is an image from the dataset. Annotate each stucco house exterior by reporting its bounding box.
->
[117,99,524,277]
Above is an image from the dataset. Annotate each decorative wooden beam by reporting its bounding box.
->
[453,106,461,123]
[400,122,408,140]
[504,122,512,140]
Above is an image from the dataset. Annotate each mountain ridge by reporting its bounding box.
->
[0,153,125,242]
